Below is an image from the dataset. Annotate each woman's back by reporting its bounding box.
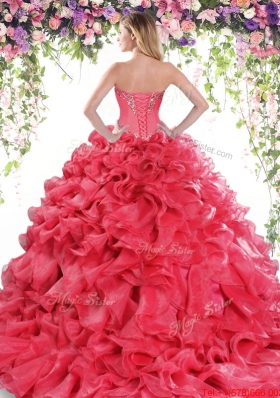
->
[115,56,170,93]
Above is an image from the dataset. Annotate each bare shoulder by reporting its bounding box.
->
[165,62,209,109]
[164,62,192,90]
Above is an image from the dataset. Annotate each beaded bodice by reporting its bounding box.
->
[114,86,165,140]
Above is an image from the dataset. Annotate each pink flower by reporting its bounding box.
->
[237,0,250,7]
[231,0,237,6]
[29,5,45,28]
[153,0,172,19]
[84,9,94,27]
[197,8,219,24]
[141,0,151,7]
[271,0,280,4]
[6,26,14,37]
[264,44,280,56]
[168,18,183,39]
[250,31,263,44]
[254,4,267,18]
[91,7,104,18]
[181,20,196,33]
[155,21,170,44]
[49,16,61,30]
[179,0,192,9]
[156,18,182,42]
[32,29,45,42]
[93,21,102,34]
[109,11,120,24]
[79,0,88,5]
[0,43,19,62]
[253,15,269,29]
[85,28,94,38]
[4,0,23,15]
[170,0,183,20]
[160,14,173,27]
[250,43,280,58]
[83,36,95,45]
[73,22,87,35]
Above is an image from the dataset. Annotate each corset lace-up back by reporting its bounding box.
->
[114,86,165,140]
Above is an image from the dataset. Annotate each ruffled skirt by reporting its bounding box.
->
[1,127,280,397]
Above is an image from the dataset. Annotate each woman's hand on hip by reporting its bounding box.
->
[108,120,129,142]
[157,121,177,139]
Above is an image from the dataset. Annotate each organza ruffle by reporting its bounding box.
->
[1,127,280,397]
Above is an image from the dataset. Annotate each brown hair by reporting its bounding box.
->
[119,11,164,61]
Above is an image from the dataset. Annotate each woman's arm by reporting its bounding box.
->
[165,62,209,136]
[84,63,120,141]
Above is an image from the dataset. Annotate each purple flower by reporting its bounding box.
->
[265,2,279,14]
[15,8,27,19]
[182,10,193,19]
[188,38,196,47]
[222,6,231,15]
[178,37,188,46]
[135,6,145,11]
[21,41,30,53]
[103,5,115,19]
[122,7,131,15]
[245,19,258,31]
[73,7,84,26]
[14,26,28,44]
[60,27,69,37]
[268,13,280,25]
[67,0,76,10]
[216,6,223,14]
[30,0,43,10]
[14,26,26,37]
[232,6,240,13]
[222,5,240,16]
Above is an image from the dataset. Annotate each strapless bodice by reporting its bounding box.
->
[114,86,165,140]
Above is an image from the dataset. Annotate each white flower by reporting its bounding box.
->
[129,0,142,5]
[91,0,104,4]
[191,0,201,12]
[4,13,13,22]
[60,6,73,18]
[221,27,233,36]
[19,16,28,22]
[243,7,256,19]
[276,155,280,165]
[200,32,208,40]
[0,23,7,36]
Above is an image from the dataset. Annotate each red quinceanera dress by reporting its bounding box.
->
[1,86,280,398]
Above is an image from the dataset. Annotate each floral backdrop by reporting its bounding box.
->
[1,0,280,252]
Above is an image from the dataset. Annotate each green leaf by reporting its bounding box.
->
[204,83,213,93]
[236,119,245,129]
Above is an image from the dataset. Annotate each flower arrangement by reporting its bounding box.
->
[0,0,279,62]
[1,0,280,252]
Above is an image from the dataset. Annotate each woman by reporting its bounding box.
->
[1,11,280,398]
[84,12,209,143]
